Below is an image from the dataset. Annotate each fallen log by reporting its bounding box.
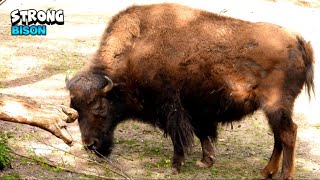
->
[0,93,78,146]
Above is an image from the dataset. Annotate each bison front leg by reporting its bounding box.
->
[160,93,194,173]
[167,108,193,174]
[170,136,186,174]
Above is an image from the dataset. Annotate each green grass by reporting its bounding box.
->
[124,139,138,147]
[26,149,63,173]
[158,158,171,168]
[20,157,28,165]
[0,133,13,170]
[145,158,171,169]
[45,51,86,72]
[142,141,166,156]
[115,138,140,148]
[210,167,219,176]
[132,124,140,130]
[0,172,21,180]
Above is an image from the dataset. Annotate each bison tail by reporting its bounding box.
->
[298,36,315,99]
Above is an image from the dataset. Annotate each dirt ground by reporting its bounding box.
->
[0,0,320,179]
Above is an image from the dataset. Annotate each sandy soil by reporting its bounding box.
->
[0,0,319,179]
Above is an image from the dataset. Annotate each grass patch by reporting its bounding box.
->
[115,138,140,148]
[179,159,201,175]
[132,124,140,130]
[147,146,162,155]
[143,141,166,156]
[210,167,219,176]
[158,158,171,168]
[43,51,86,73]
[0,172,21,180]
[0,84,7,89]
[314,124,320,129]
[20,157,28,165]
[0,133,13,170]
[124,139,138,147]
[26,149,63,173]
[146,158,172,169]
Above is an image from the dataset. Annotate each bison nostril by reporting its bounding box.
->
[86,144,96,150]
[84,139,98,151]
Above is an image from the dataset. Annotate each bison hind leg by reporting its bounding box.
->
[262,105,297,179]
[194,123,218,169]
[196,136,216,168]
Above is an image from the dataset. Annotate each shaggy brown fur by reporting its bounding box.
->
[67,3,314,179]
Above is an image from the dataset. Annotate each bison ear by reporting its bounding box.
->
[102,76,114,94]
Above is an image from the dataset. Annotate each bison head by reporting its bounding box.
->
[66,72,118,156]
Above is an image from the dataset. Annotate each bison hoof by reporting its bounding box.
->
[279,174,293,180]
[197,156,215,168]
[196,160,213,168]
[261,168,278,179]
[171,159,184,174]
[196,160,211,168]
[170,167,180,175]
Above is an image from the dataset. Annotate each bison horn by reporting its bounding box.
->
[65,70,71,84]
[102,76,114,93]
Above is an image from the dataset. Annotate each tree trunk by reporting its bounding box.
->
[0,93,78,146]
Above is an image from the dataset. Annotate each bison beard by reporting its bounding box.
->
[66,3,315,179]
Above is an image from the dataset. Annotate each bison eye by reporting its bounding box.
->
[90,99,108,117]
[91,101,101,110]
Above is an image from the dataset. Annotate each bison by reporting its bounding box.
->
[66,3,314,179]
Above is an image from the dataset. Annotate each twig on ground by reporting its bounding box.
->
[116,153,134,161]
[30,134,132,180]
[10,150,111,179]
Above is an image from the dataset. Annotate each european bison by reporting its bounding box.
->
[66,3,314,179]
